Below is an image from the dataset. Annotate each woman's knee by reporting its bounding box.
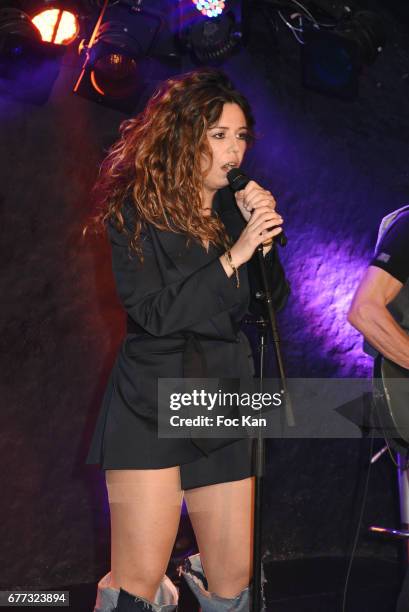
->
[203,553,253,597]
[111,565,165,598]
[219,557,252,582]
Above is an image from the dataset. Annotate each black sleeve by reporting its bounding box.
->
[370,211,409,284]
[107,207,245,337]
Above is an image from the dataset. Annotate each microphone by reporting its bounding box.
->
[227,168,287,247]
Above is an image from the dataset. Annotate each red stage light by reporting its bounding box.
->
[31,8,79,45]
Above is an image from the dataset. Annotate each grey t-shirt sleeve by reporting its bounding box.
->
[370,211,409,284]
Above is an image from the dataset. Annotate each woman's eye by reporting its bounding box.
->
[238,132,250,141]
[213,132,225,139]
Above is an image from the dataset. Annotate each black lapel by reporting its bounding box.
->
[149,186,245,277]
[151,227,212,278]
[213,186,246,241]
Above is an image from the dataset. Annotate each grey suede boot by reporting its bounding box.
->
[179,553,266,612]
[93,572,178,612]
[115,586,178,611]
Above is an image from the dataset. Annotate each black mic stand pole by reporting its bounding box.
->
[251,244,295,612]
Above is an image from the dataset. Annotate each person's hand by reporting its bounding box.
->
[219,180,283,276]
[235,180,278,222]
[229,205,283,267]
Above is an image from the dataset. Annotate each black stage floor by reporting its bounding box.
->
[3,557,404,612]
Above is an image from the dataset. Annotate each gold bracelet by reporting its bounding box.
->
[224,250,240,288]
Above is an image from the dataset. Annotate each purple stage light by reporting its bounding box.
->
[283,235,374,376]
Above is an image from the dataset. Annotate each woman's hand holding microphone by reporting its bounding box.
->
[219,180,284,278]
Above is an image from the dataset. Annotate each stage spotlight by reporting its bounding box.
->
[180,1,242,64]
[302,11,386,99]
[91,50,139,100]
[0,7,66,104]
[192,0,226,19]
[74,1,179,112]
[31,8,79,45]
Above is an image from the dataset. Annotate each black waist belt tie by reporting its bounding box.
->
[126,317,244,456]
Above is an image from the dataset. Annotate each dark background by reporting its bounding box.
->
[0,0,408,590]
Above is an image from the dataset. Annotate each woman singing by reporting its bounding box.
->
[87,69,289,612]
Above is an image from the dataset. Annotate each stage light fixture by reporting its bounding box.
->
[90,48,139,100]
[31,8,79,45]
[74,0,180,112]
[0,7,66,104]
[192,0,226,19]
[301,10,386,99]
[180,0,242,64]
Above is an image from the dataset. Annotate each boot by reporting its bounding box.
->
[179,553,266,612]
[93,572,178,612]
[115,586,178,611]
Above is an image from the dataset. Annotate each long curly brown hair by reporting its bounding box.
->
[88,68,255,260]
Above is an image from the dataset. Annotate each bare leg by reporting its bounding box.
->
[184,476,254,598]
[106,467,183,602]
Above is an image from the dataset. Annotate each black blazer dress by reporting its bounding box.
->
[86,186,289,490]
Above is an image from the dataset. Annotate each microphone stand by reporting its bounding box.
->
[250,244,295,612]
[225,166,294,609]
